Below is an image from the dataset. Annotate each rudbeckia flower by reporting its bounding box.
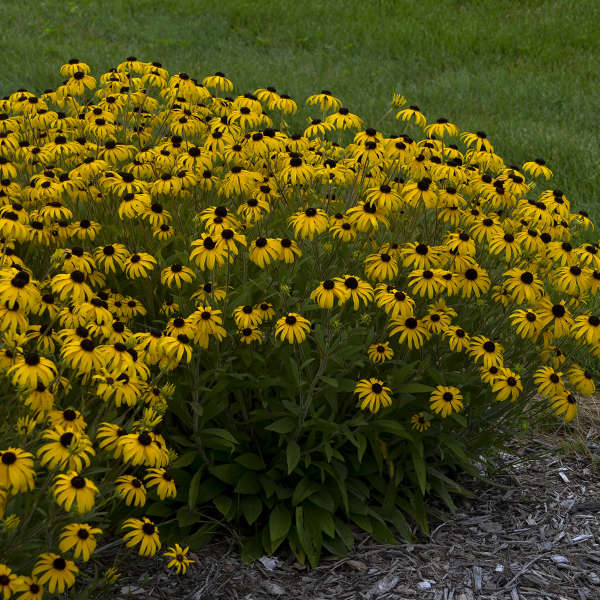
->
[53,471,98,513]
[491,369,523,402]
[164,544,195,575]
[367,342,394,364]
[549,392,578,422]
[429,385,463,417]
[275,313,311,344]
[121,517,161,556]
[59,523,103,562]
[32,553,79,595]
[354,378,392,413]
[410,412,431,432]
[0,447,35,493]
[522,158,553,180]
[288,207,329,240]
[115,475,147,507]
[396,105,426,128]
[388,315,429,349]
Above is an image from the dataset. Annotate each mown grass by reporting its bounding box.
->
[2,0,599,218]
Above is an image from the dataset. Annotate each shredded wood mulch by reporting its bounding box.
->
[112,437,600,600]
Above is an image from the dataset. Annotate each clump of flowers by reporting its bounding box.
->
[0,56,597,583]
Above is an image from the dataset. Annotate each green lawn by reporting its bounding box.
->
[3,0,599,217]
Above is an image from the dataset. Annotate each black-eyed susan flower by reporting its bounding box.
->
[37,427,95,472]
[572,314,600,344]
[51,271,93,303]
[8,353,57,390]
[0,447,35,493]
[425,117,458,138]
[364,251,398,282]
[288,207,329,240]
[276,237,303,263]
[367,342,394,364]
[491,368,523,402]
[255,302,275,322]
[144,467,177,500]
[47,408,87,433]
[120,431,168,467]
[388,315,429,349]
[534,366,566,398]
[503,267,544,304]
[396,105,426,128]
[59,523,103,562]
[164,544,195,575]
[536,299,574,338]
[469,336,504,368]
[310,279,349,309]
[510,309,542,340]
[347,201,389,233]
[550,392,578,422]
[403,177,438,209]
[429,385,463,417]
[32,553,78,595]
[567,365,595,396]
[13,574,44,600]
[456,265,491,298]
[325,107,363,130]
[522,158,552,180]
[238,326,263,344]
[248,237,280,268]
[162,334,193,364]
[160,264,195,289]
[275,313,311,344]
[408,268,447,299]
[124,252,157,279]
[0,269,41,312]
[410,412,431,432]
[354,378,392,413]
[233,305,263,328]
[375,285,415,318]
[115,475,147,507]
[443,325,470,352]
[190,234,232,271]
[122,517,161,556]
[334,275,373,310]
[53,471,98,514]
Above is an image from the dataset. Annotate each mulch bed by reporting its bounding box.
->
[112,436,600,600]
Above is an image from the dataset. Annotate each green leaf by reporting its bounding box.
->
[395,383,435,394]
[235,452,265,470]
[319,375,339,388]
[241,496,263,525]
[287,441,301,474]
[411,442,427,495]
[171,451,196,468]
[265,417,297,433]
[269,504,291,542]
[292,478,320,506]
[188,470,202,509]
[213,495,234,519]
[146,501,172,517]
[334,517,354,550]
[259,474,277,498]
[241,534,264,563]
[235,471,262,494]
[356,433,367,463]
[370,420,414,440]
[209,463,245,484]
[309,489,335,512]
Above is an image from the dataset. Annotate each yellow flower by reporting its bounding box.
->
[354,378,392,413]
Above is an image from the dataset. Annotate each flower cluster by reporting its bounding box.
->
[0,56,596,583]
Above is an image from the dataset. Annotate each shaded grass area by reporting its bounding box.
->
[2,0,599,217]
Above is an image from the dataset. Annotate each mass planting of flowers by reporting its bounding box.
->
[0,56,597,592]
